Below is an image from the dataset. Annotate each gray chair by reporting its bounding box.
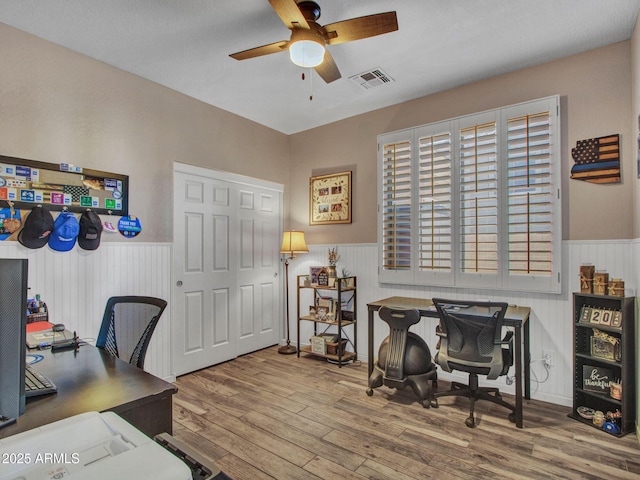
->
[432,298,516,427]
[366,306,437,408]
[96,296,167,369]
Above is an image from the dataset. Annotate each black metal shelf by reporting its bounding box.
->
[570,293,635,437]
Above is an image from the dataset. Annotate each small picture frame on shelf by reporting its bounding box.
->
[317,267,329,286]
[315,306,330,321]
[591,329,621,362]
[310,336,326,355]
[309,266,323,285]
[591,336,619,362]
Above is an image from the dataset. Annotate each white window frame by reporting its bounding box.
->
[377,96,561,294]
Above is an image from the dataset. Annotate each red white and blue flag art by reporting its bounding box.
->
[570,134,620,184]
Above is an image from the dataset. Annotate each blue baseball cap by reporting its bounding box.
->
[48,211,80,252]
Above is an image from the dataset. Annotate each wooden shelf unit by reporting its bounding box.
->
[296,275,357,367]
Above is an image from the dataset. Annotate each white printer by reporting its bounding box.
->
[0,412,192,480]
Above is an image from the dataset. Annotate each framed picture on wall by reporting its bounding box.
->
[309,171,352,225]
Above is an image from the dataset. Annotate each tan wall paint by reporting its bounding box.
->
[633,18,640,239]
[0,23,289,243]
[630,11,640,442]
[0,23,634,245]
[290,41,633,244]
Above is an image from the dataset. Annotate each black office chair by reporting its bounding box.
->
[366,306,437,408]
[96,296,167,369]
[432,298,515,428]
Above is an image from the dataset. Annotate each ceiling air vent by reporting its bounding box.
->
[350,68,394,90]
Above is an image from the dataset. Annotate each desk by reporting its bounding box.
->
[367,296,530,428]
[0,345,176,439]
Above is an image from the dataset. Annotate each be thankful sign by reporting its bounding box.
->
[582,365,612,393]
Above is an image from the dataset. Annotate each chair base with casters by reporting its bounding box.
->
[432,298,516,427]
[433,372,516,428]
[366,306,437,408]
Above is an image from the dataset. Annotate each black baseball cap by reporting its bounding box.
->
[18,206,54,249]
[78,210,103,250]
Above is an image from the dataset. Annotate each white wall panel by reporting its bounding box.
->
[2,238,632,405]
[0,242,173,380]
[288,240,636,407]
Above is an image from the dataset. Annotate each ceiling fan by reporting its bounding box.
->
[229,0,398,83]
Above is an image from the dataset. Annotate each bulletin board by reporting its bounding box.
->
[0,154,129,216]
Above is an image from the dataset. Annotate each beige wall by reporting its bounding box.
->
[290,41,634,245]
[630,10,640,442]
[0,23,289,243]
[633,17,640,239]
[0,22,635,245]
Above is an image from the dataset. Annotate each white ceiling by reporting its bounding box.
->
[1,0,639,135]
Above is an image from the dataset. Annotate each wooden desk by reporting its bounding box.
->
[0,345,177,439]
[367,296,531,428]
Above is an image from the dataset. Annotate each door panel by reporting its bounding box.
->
[173,164,282,375]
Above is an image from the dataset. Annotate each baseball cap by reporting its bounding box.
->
[48,211,80,252]
[78,210,103,250]
[18,206,54,249]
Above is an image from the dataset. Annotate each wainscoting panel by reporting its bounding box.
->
[0,242,173,380]
[289,240,635,406]
[2,239,634,405]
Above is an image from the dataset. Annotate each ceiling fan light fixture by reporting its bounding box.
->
[289,27,325,68]
[289,39,325,67]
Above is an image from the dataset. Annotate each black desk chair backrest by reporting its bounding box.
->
[432,298,515,427]
[433,298,510,380]
[96,296,167,369]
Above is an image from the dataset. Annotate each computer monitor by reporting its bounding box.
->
[0,258,28,425]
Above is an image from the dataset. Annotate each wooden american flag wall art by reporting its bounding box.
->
[570,134,620,184]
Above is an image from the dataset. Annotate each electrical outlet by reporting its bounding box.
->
[543,350,554,368]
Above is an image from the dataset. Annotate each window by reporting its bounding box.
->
[377,96,561,293]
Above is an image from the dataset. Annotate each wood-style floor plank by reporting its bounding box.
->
[173,347,640,479]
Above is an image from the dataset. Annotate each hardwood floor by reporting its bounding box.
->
[173,346,640,479]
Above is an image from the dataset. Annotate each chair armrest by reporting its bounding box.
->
[435,323,446,338]
[499,330,514,358]
[499,330,513,344]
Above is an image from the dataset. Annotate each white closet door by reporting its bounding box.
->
[173,163,283,376]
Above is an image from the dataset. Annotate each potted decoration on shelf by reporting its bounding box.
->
[327,246,339,286]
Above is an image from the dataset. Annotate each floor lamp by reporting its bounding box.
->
[278,230,308,355]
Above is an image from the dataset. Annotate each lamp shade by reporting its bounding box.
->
[280,231,309,255]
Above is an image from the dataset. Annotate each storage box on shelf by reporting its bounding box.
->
[569,293,635,437]
[296,275,357,367]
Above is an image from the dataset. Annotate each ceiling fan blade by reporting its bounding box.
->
[323,11,398,45]
[269,0,310,29]
[314,49,341,83]
[229,40,289,61]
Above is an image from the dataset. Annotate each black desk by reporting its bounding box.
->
[367,296,531,428]
[0,345,177,439]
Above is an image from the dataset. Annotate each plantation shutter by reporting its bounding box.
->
[459,121,498,275]
[377,95,561,293]
[417,131,453,278]
[380,139,412,272]
[507,111,553,276]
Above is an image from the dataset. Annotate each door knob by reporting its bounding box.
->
[176,280,183,287]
